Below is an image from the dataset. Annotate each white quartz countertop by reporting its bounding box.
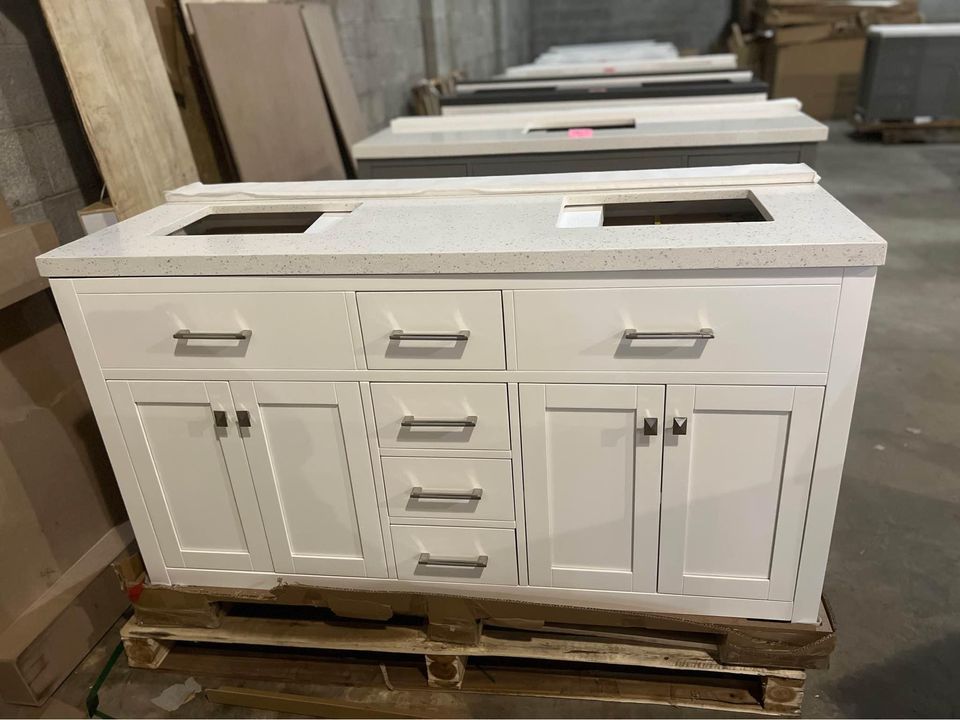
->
[36,165,886,278]
[353,115,828,159]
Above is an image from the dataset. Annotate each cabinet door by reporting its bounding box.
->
[520,384,664,592]
[231,382,387,578]
[108,380,272,571]
[659,385,824,601]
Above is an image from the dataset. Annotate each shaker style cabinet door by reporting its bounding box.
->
[108,380,272,572]
[230,382,387,578]
[520,384,664,592]
[659,385,824,601]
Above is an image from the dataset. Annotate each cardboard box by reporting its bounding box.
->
[0,528,133,706]
[768,35,868,119]
[0,223,59,311]
[77,201,118,236]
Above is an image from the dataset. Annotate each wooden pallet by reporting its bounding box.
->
[120,603,807,716]
[113,554,836,672]
[853,118,960,144]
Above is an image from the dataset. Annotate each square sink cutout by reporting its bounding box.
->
[602,197,768,226]
[170,211,325,235]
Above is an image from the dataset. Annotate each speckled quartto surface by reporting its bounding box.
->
[36,165,885,278]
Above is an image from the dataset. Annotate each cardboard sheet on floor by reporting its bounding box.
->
[187,2,346,181]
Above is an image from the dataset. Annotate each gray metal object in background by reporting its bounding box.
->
[857,24,960,123]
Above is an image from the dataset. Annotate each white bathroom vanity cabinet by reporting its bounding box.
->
[37,166,885,624]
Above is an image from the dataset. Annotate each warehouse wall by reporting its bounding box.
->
[530,0,732,55]
[919,0,960,21]
[329,0,532,130]
[0,1,99,243]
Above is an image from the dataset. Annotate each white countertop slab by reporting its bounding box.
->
[502,54,738,79]
[439,92,769,115]
[354,115,828,159]
[392,99,804,134]
[870,23,960,37]
[36,165,886,278]
[457,71,753,92]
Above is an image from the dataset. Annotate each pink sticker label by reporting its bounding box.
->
[602,66,616,73]
[567,128,594,138]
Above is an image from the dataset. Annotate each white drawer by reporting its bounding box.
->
[79,292,356,370]
[357,291,505,369]
[391,525,518,585]
[513,285,840,372]
[382,457,515,521]
[371,383,510,450]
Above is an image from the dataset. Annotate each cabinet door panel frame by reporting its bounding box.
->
[521,383,664,592]
[232,380,387,578]
[108,380,272,572]
[659,384,824,601]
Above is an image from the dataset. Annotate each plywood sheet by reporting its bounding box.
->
[301,3,368,172]
[38,0,199,219]
[187,2,346,182]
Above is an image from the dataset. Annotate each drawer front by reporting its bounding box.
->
[513,285,840,372]
[79,292,356,370]
[372,383,510,450]
[392,525,518,585]
[357,291,505,369]
[382,457,515,521]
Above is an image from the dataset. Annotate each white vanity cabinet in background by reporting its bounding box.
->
[37,166,886,623]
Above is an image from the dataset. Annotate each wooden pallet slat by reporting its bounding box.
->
[120,607,807,716]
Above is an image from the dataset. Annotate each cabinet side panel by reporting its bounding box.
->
[793,267,877,622]
[50,279,170,584]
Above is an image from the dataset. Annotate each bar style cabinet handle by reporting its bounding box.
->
[174,329,252,341]
[418,552,488,568]
[401,415,478,428]
[623,327,714,340]
[410,487,483,501]
[389,330,470,341]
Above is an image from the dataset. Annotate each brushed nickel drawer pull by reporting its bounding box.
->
[410,486,483,501]
[623,327,714,340]
[174,329,252,341]
[389,330,470,341]
[401,415,478,428]
[418,552,488,568]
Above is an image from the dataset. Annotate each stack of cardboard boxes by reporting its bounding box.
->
[731,0,922,119]
[0,196,131,708]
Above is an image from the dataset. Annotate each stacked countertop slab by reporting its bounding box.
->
[354,99,827,160]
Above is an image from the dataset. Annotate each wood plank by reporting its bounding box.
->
[300,3,367,173]
[143,0,233,183]
[187,2,346,181]
[38,0,198,219]
[205,686,422,719]
[120,614,804,681]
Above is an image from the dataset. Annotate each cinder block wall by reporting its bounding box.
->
[0,2,100,243]
[530,0,731,56]
[326,0,531,130]
[919,0,960,20]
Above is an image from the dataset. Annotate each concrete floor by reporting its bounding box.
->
[2,123,958,719]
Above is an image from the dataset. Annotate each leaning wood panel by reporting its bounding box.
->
[187,2,346,182]
[38,0,198,219]
[300,3,367,172]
